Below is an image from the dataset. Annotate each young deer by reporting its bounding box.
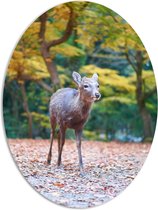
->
[47,71,101,173]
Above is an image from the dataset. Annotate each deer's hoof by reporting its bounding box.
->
[57,164,64,170]
[47,158,51,164]
[80,171,86,177]
[79,167,86,177]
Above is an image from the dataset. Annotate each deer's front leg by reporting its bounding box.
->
[75,129,83,172]
[57,126,65,167]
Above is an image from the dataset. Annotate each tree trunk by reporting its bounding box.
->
[40,43,60,91]
[39,6,75,91]
[136,73,153,139]
[135,51,153,140]
[20,82,33,138]
[140,107,153,140]
[137,86,153,141]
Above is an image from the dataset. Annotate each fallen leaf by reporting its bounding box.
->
[53,182,65,188]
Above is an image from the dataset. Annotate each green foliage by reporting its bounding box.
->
[83,130,98,141]
[3,1,157,141]
[29,112,50,129]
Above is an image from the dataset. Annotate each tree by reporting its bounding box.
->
[80,65,156,140]
[39,4,74,89]
[4,1,157,141]
[7,45,50,138]
[92,7,157,140]
[38,2,89,90]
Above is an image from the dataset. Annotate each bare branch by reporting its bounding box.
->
[46,6,74,49]
[39,13,47,42]
[125,52,138,72]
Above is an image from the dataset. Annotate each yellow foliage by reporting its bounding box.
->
[45,22,61,42]
[47,4,71,37]
[8,53,49,82]
[51,4,70,21]
[80,65,135,94]
[53,21,67,31]
[24,22,40,36]
[12,51,24,59]
[130,70,156,93]
[102,96,135,105]
[50,43,85,57]
[59,74,70,86]
[25,56,49,79]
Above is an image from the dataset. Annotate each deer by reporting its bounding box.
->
[47,71,101,174]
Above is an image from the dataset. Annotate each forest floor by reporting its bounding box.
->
[8,139,151,208]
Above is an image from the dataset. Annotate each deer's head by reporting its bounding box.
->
[72,71,101,102]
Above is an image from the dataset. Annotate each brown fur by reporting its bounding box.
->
[47,72,101,173]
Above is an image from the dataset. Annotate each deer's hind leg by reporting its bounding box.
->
[56,129,60,159]
[57,125,66,167]
[47,117,56,164]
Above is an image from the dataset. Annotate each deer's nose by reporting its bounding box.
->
[95,93,100,99]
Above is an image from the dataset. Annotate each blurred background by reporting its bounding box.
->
[3,1,157,142]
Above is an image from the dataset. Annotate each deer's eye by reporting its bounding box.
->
[97,85,99,88]
[84,85,89,88]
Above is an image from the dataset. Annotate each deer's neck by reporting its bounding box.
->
[75,92,93,117]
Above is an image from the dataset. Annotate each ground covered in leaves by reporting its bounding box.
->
[9,139,150,208]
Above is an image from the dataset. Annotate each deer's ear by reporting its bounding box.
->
[72,71,82,86]
[92,73,98,81]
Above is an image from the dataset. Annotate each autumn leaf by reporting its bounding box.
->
[53,182,65,188]
[8,139,151,208]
